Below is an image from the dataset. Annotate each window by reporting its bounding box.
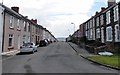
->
[17,19,20,29]
[86,31,88,38]
[114,6,118,21]
[96,17,99,27]
[106,11,110,24]
[101,27,104,43]
[28,23,30,32]
[106,26,112,41]
[90,29,93,39]
[23,35,26,40]
[9,34,14,47]
[93,28,95,40]
[96,28,100,38]
[92,19,95,27]
[10,16,14,28]
[100,15,104,25]
[85,23,87,30]
[115,24,120,42]
[24,21,27,31]
[28,36,30,42]
[90,20,92,28]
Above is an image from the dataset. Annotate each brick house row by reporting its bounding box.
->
[70,0,120,52]
[0,3,57,54]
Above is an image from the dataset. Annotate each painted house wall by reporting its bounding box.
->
[3,13,21,52]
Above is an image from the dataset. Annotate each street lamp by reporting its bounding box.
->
[71,22,75,33]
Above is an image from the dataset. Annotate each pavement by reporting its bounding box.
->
[68,42,95,57]
[68,42,120,70]
[1,50,20,60]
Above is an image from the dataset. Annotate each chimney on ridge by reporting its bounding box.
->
[31,19,37,24]
[108,0,116,7]
[11,7,19,13]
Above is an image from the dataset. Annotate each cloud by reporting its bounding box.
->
[2,0,98,38]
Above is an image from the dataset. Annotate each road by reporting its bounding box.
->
[2,42,118,73]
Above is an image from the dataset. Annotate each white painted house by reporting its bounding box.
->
[0,4,4,55]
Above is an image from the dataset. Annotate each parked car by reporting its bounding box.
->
[20,42,37,53]
[39,40,47,47]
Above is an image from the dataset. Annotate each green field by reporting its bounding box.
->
[87,55,120,68]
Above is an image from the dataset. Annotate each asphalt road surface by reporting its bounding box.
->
[2,42,119,73]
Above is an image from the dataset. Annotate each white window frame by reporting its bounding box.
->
[28,36,30,42]
[115,24,120,42]
[90,20,92,28]
[101,27,104,43]
[27,22,30,32]
[10,16,14,28]
[17,19,20,29]
[106,11,110,24]
[86,31,88,37]
[92,19,95,27]
[8,34,14,47]
[85,23,87,30]
[96,17,99,27]
[114,5,118,22]
[96,28,100,38]
[100,15,104,25]
[106,26,112,41]
[93,28,95,40]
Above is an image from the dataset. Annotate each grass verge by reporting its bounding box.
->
[87,55,120,68]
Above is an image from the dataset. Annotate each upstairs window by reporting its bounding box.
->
[90,20,92,28]
[28,23,30,32]
[92,19,95,27]
[24,21,27,31]
[96,17,99,27]
[10,16,14,28]
[100,15,104,25]
[114,6,118,21]
[17,19,20,29]
[106,11,110,24]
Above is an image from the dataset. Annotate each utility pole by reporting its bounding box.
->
[2,0,3,4]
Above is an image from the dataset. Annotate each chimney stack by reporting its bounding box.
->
[31,19,37,24]
[101,7,106,11]
[108,0,116,7]
[11,7,19,13]
[95,11,99,15]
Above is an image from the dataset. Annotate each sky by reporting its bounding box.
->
[1,0,120,38]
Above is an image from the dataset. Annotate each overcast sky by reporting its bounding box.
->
[1,0,120,38]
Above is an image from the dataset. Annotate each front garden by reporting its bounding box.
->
[87,54,120,68]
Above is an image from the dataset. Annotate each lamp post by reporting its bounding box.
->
[71,22,75,33]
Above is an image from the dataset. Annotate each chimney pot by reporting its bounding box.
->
[95,11,99,15]
[11,7,19,13]
[101,7,106,11]
[31,19,37,24]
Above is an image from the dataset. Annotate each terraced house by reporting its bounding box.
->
[78,0,120,52]
[0,3,57,54]
[68,0,120,52]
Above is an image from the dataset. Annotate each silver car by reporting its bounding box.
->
[20,42,37,53]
